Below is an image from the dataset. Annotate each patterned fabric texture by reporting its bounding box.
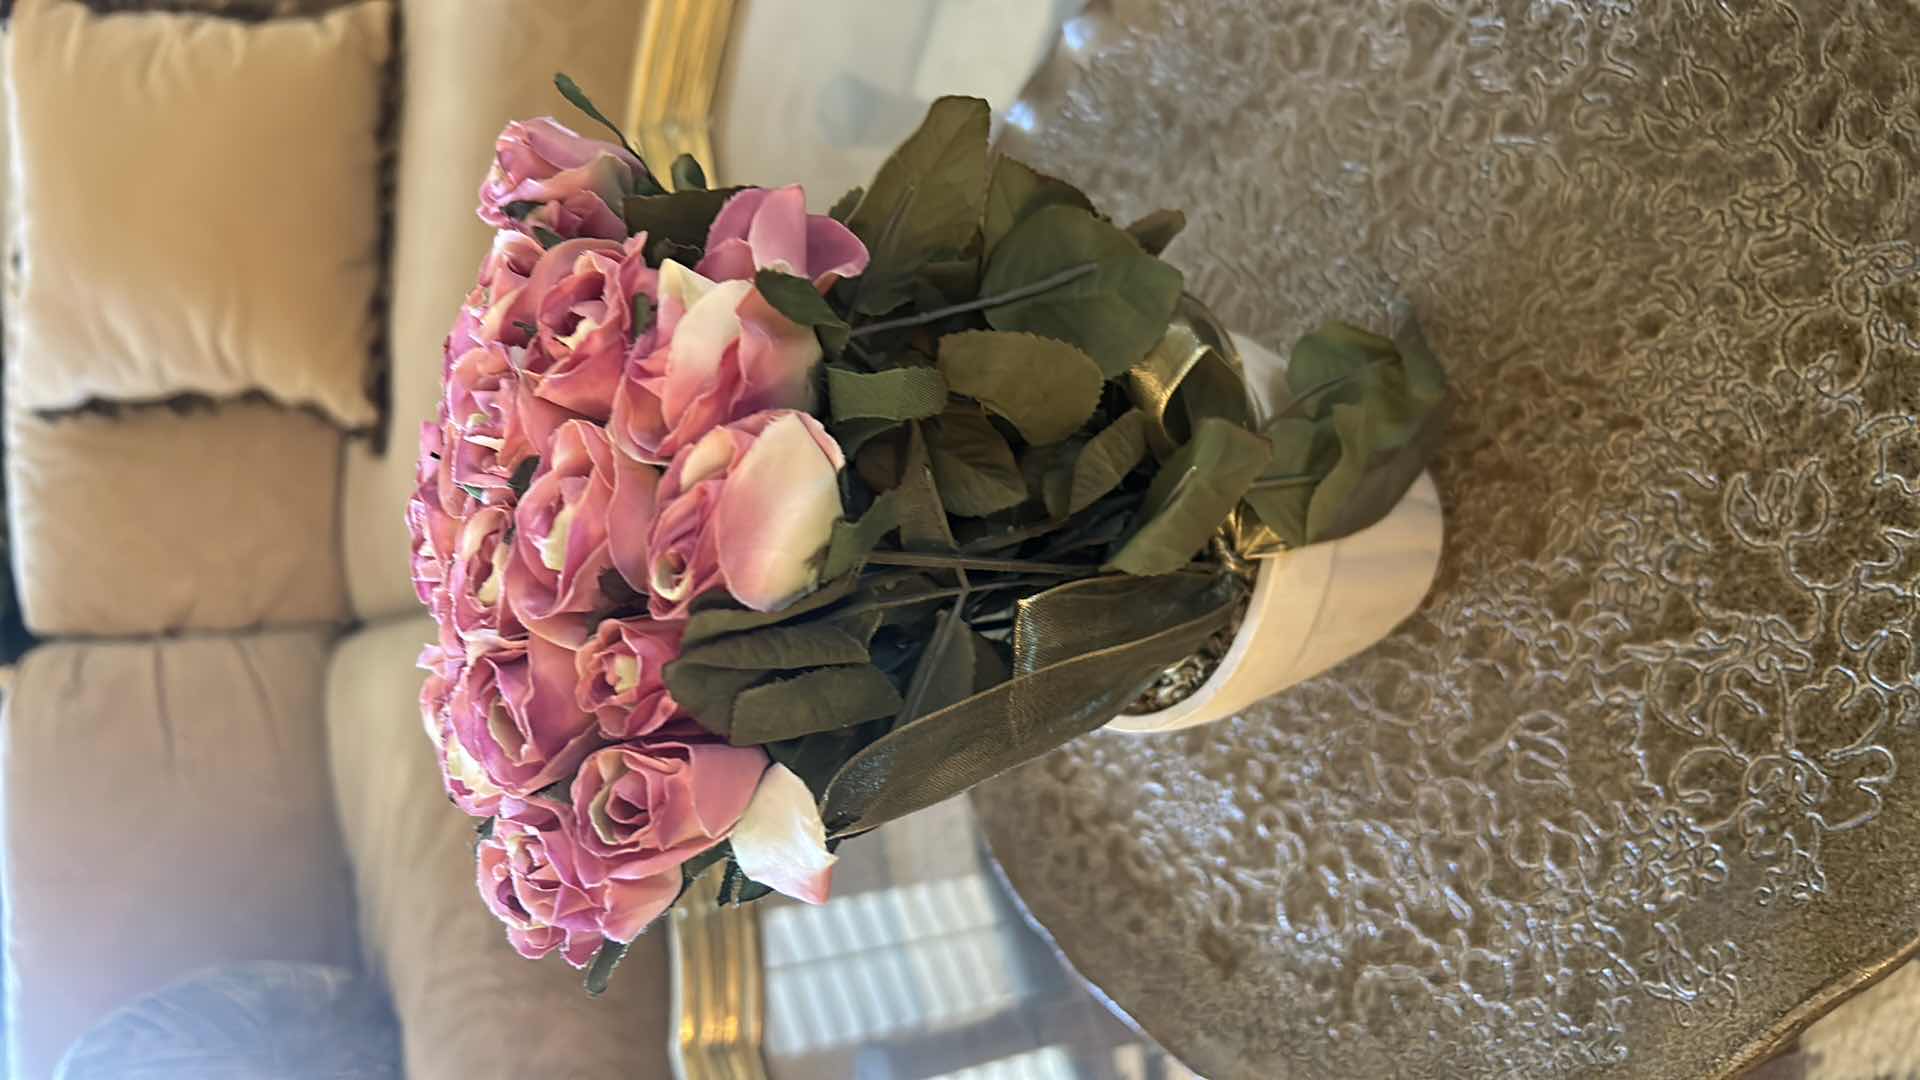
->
[56,964,401,1080]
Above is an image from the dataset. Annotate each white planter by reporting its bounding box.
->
[1107,334,1446,734]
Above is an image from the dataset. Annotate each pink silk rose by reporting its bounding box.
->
[642,410,846,619]
[730,762,837,905]
[448,635,602,796]
[478,117,646,243]
[445,506,526,653]
[443,344,577,503]
[406,423,459,607]
[421,657,506,819]
[571,736,768,940]
[610,261,822,466]
[520,235,661,420]
[475,797,614,967]
[576,617,686,739]
[507,420,660,646]
[451,230,545,357]
[697,185,870,290]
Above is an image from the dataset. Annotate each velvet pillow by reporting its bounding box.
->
[5,0,392,427]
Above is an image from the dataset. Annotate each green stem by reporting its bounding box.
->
[1245,471,1319,492]
[1273,361,1387,421]
[863,551,1099,577]
[849,263,1099,339]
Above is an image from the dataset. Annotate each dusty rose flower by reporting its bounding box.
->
[448,635,602,797]
[576,618,686,738]
[475,797,609,967]
[507,420,660,646]
[571,736,768,940]
[730,763,837,905]
[406,424,460,607]
[442,344,578,503]
[697,185,869,290]
[610,261,821,466]
[453,230,546,357]
[445,506,526,652]
[421,656,505,818]
[520,235,661,419]
[478,117,646,242]
[644,410,846,619]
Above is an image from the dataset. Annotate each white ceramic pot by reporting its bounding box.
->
[1107,334,1446,734]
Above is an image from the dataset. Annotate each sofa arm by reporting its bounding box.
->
[1,630,360,1080]
[326,617,672,1080]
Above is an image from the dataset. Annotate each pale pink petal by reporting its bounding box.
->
[729,764,836,905]
[804,214,870,290]
[714,413,845,611]
[609,454,663,595]
[743,186,810,276]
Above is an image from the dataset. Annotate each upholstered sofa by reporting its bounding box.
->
[0,2,677,1076]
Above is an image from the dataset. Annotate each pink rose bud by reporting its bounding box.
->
[610,261,822,465]
[571,736,768,940]
[696,185,870,291]
[448,636,602,797]
[507,420,660,646]
[645,410,847,619]
[478,118,644,243]
[406,425,460,606]
[575,617,686,739]
[422,661,506,818]
[520,234,661,420]
[729,763,836,905]
[475,797,609,968]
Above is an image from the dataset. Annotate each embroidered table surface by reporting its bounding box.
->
[973,2,1920,1077]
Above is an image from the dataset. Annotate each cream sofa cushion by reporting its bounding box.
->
[326,616,672,1079]
[2,629,360,1080]
[4,0,392,427]
[341,0,644,619]
[6,399,348,635]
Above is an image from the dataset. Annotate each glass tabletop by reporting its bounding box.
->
[748,800,1196,1080]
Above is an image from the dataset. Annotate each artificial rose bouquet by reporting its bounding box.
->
[411,77,1448,992]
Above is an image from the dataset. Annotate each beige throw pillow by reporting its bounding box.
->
[5,0,392,427]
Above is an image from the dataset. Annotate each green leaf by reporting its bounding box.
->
[1020,439,1082,519]
[895,424,958,550]
[457,483,486,502]
[474,817,495,841]
[1108,418,1272,575]
[847,97,992,314]
[828,366,949,423]
[623,188,740,261]
[533,778,572,803]
[1068,410,1152,515]
[1124,209,1187,256]
[823,489,900,580]
[731,665,905,744]
[925,410,1027,517]
[755,270,849,354]
[664,664,764,738]
[630,295,656,342]
[834,418,902,460]
[679,622,872,672]
[828,186,864,224]
[584,939,629,997]
[501,200,541,222]
[1240,417,1334,547]
[981,205,1184,377]
[983,156,1094,254]
[680,841,733,884]
[531,225,565,250]
[768,730,868,798]
[553,73,648,176]
[1285,322,1400,407]
[681,575,859,647]
[670,153,707,191]
[938,331,1104,446]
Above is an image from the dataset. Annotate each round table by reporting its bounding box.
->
[973,1,1920,1077]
